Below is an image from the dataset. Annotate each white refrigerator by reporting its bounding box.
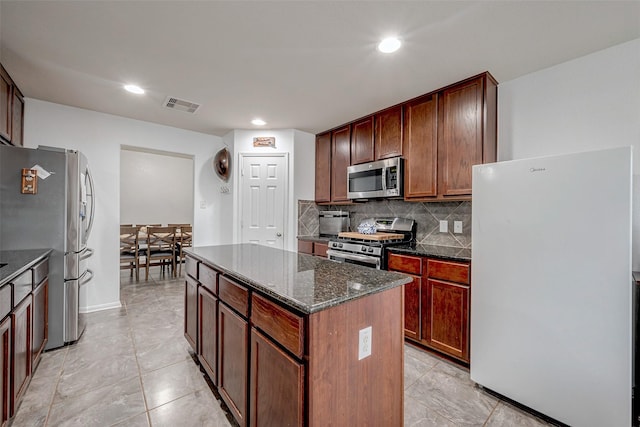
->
[471,147,633,427]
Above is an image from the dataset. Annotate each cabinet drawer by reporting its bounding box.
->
[199,263,218,295]
[12,270,32,306]
[388,253,423,275]
[185,256,197,279]
[313,242,329,258]
[0,284,11,319]
[32,258,48,287]
[427,259,470,285]
[219,276,249,318]
[251,294,304,358]
[298,240,313,255]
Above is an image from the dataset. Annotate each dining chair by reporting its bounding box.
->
[175,225,193,276]
[145,226,177,280]
[119,226,140,281]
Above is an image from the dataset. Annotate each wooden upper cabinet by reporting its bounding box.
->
[350,116,374,165]
[438,74,497,197]
[314,132,331,203]
[375,105,403,160]
[11,88,24,147]
[330,125,351,203]
[404,94,438,199]
[0,66,11,143]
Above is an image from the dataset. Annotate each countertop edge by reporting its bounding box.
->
[185,248,412,314]
[387,246,471,263]
[0,249,53,286]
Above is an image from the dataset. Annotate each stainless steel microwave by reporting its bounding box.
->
[347,157,403,199]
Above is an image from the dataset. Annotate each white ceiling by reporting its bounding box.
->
[1,1,639,137]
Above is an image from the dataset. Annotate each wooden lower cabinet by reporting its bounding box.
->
[424,278,469,362]
[250,328,304,427]
[31,279,48,369]
[197,286,217,384]
[389,252,471,363]
[218,303,248,427]
[184,275,198,351]
[403,275,422,341]
[297,239,329,258]
[11,296,31,416]
[0,316,10,427]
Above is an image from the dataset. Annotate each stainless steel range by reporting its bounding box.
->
[326,218,415,269]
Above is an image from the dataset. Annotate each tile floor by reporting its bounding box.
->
[11,270,553,427]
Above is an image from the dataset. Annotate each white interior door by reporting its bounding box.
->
[239,154,288,249]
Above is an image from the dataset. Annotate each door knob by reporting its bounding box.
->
[276,232,282,237]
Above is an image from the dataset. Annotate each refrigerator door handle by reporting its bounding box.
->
[85,167,95,241]
[81,247,94,261]
[79,269,94,287]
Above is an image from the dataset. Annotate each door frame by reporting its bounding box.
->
[235,152,290,250]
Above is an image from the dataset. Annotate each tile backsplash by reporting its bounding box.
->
[298,199,471,248]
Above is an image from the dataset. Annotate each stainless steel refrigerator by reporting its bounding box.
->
[0,145,95,349]
[471,147,633,427]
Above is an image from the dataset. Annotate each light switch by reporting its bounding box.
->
[200,200,207,209]
[439,220,448,233]
[454,221,463,234]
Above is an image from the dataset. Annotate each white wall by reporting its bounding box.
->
[498,37,640,268]
[120,147,194,226]
[228,128,315,250]
[24,99,228,312]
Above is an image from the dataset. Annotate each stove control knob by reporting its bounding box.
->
[338,243,343,248]
[361,246,367,252]
[368,248,374,253]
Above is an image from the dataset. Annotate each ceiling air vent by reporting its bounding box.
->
[163,96,200,113]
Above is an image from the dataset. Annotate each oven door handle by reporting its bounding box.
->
[326,250,381,268]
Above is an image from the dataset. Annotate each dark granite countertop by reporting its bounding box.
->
[186,244,411,314]
[297,235,332,243]
[387,244,471,262]
[0,249,52,286]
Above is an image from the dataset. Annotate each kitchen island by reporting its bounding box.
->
[184,244,411,427]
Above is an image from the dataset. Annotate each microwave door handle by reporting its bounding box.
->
[381,166,387,191]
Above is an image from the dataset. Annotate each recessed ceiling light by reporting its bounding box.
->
[377,37,401,53]
[251,118,266,126]
[124,84,144,95]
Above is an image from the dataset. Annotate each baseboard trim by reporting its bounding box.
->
[80,301,122,313]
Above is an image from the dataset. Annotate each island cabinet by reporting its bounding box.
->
[388,252,471,363]
[197,263,218,384]
[31,258,48,368]
[184,245,406,427]
[217,276,249,427]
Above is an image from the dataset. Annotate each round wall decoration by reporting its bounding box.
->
[213,147,231,181]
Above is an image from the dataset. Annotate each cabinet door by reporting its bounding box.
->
[314,132,331,203]
[403,275,422,341]
[11,296,32,416]
[350,116,374,165]
[184,275,198,351]
[218,303,248,427]
[11,88,23,147]
[423,278,469,362]
[31,279,48,369]
[198,286,218,384]
[0,316,10,427]
[313,242,328,258]
[375,105,402,160]
[250,328,304,427]
[297,239,313,255]
[0,67,10,142]
[438,77,483,196]
[330,126,351,202]
[404,94,438,199]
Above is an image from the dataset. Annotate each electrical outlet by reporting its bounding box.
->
[358,326,372,360]
[454,221,463,234]
[439,220,448,233]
